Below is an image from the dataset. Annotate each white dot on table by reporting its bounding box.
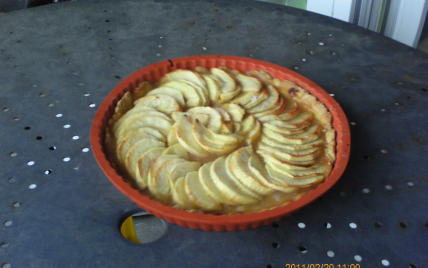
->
[56,113,63,118]
[28,184,37,189]
[298,222,306,229]
[362,188,370,194]
[385,185,393,190]
[82,148,90,153]
[349,223,357,229]
[63,157,71,162]
[354,255,362,262]
[27,161,35,166]
[381,259,390,266]
[326,251,335,257]
[72,136,79,140]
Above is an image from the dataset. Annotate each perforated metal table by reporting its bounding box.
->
[1,0,427,267]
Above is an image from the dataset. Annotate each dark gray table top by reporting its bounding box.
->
[1,0,427,267]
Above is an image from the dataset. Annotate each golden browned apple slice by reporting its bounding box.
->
[171,177,197,210]
[133,94,181,114]
[117,127,166,145]
[267,112,313,129]
[229,91,260,106]
[147,154,180,195]
[260,134,323,151]
[202,124,242,145]
[113,106,170,130]
[229,147,274,195]
[125,138,165,178]
[219,103,245,122]
[172,111,210,126]
[185,171,222,211]
[159,69,207,90]
[235,74,262,92]
[161,143,191,160]
[266,165,325,187]
[160,81,202,108]
[192,120,237,154]
[214,107,232,122]
[262,124,321,145]
[178,79,209,106]
[187,107,223,132]
[237,115,256,136]
[253,96,286,118]
[147,87,186,107]
[247,154,296,193]
[242,89,270,109]
[169,161,202,183]
[224,154,263,200]
[167,124,178,146]
[210,156,260,205]
[211,68,236,92]
[150,157,187,201]
[114,110,172,137]
[258,143,322,162]
[116,133,160,163]
[257,97,299,122]
[202,74,221,102]
[198,162,238,205]
[257,150,318,171]
[110,92,133,126]
[263,122,308,136]
[175,115,209,157]
[116,116,173,138]
[247,85,280,114]
[244,119,261,145]
[135,147,166,190]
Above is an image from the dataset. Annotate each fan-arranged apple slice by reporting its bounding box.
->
[262,124,321,145]
[260,134,324,151]
[242,89,270,109]
[235,74,262,92]
[192,120,238,154]
[185,171,222,211]
[266,165,325,187]
[116,116,173,138]
[248,154,297,193]
[211,68,242,103]
[125,138,165,177]
[147,87,186,107]
[116,127,166,146]
[161,81,203,108]
[133,94,181,114]
[187,106,223,132]
[219,103,245,122]
[159,69,207,89]
[257,150,318,171]
[150,157,186,201]
[258,143,322,162]
[171,177,197,210]
[198,162,238,205]
[135,147,166,190]
[114,110,172,137]
[116,133,161,163]
[258,96,299,122]
[175,115,209,158]
[229,146,274,195]
[210,156,260,205]
[247,85,280,114]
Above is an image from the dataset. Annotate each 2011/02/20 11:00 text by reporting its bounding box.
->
[286,265,361,268]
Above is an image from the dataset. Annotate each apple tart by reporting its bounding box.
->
[105,67,336,215]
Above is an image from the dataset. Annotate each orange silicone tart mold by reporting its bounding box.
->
[91,55,351,231]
